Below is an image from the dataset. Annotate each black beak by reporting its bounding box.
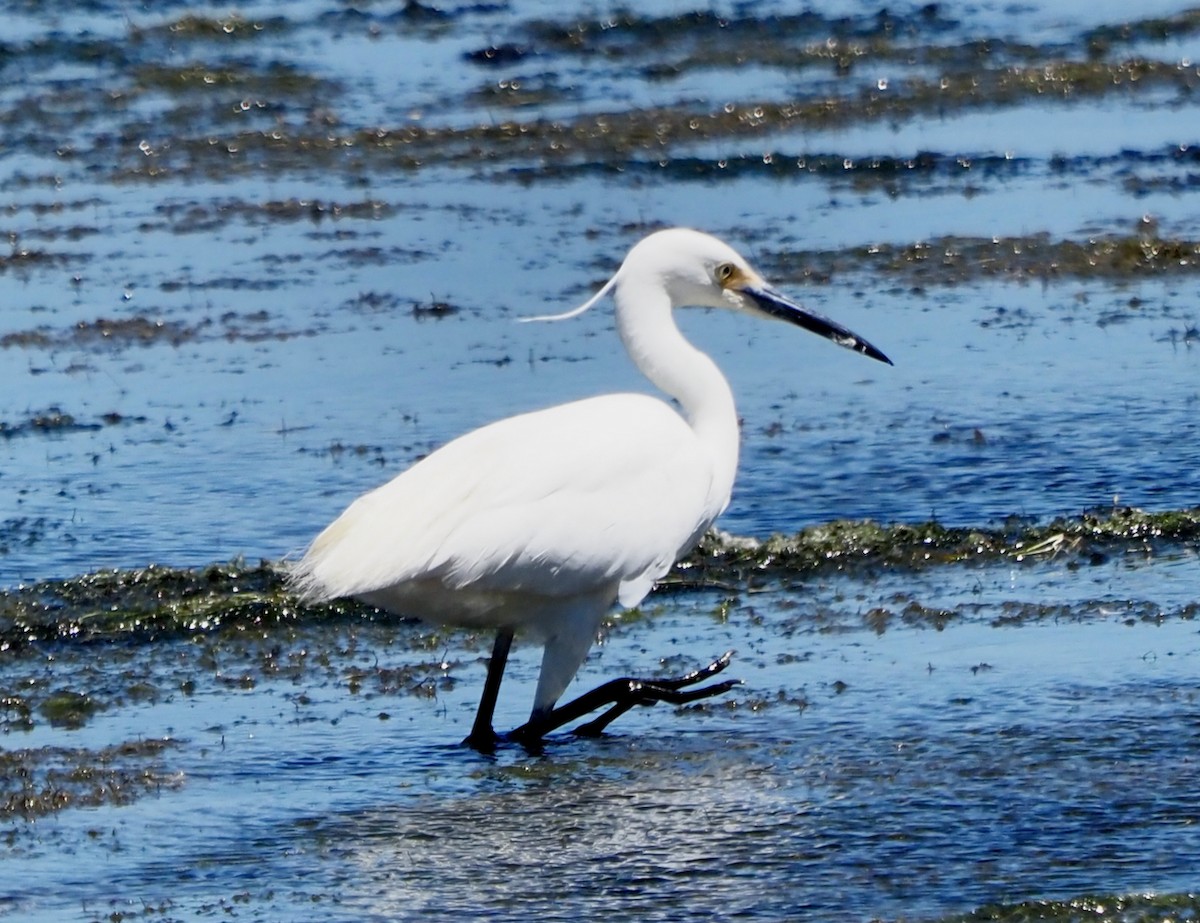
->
[744,285,892,366]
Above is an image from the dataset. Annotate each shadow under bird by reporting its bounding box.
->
[290,227,891,750]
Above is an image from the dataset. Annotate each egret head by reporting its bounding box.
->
[619,228,763,312]
[626,228,893,365]
[523,227,891,366]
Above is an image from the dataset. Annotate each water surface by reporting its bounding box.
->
[2,1,1200,920]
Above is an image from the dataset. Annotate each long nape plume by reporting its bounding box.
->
[518,273,617,323]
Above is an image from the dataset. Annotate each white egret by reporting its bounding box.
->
[291,228,891,750]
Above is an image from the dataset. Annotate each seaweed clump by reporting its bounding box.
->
[0,738,180,819]
[956,890,1200,923]
[674,506,1200,586]
[4,509,1199,647]
[0,560,381,651]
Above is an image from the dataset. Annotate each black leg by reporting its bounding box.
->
[463,629,513,752]
[509,651,738,744]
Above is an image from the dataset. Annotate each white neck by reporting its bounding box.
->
[614,279,740,509]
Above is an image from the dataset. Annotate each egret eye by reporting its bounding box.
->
[715,262,736,284]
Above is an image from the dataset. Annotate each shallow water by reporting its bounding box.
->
[4,553,1199,921]
[2,1,1200,920]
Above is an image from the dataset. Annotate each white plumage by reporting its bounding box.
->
[291,228,890,748]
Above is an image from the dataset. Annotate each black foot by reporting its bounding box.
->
[462,727,499,753]
[510,651,739,744]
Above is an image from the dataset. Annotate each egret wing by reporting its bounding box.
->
[291,394,722,607]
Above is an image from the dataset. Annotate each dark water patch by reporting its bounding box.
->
[0,518,73,557]
[258,196,393,223]
[1085,7,1200,53]
[128,12,290,43]
[343,290,410,315]
[1160,320,1200,344]
[315,243,432,269]
[0,197,105,216]
[338,290,461,319]
[1127,171,1200,195]
[214,309,315,341]
[299,440,391,465]
[410,296,461,318]
[38,689,103,729]
[129,60,326,98]
[0,247,74,275]
[759,232,1200,287]
[114,55,1200,181]
[148,197,396,236]
[511,143,1200,198]
[473,5,1200,96]
[0,406,142,439]
[467,59,1196,140]
[787,587,1199,637]
[1,311,315,352]
[509,148,1035,186]
[0,19,331,175]
[16,0,1193,188]
[2,317,198,350]
[0,31,131,74]
[0,738,180,820]
[16,224,100,244]
[472,7,1022,76]
[343,290,401,314]
[5,2,1200,190]
[163,273,290,292]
